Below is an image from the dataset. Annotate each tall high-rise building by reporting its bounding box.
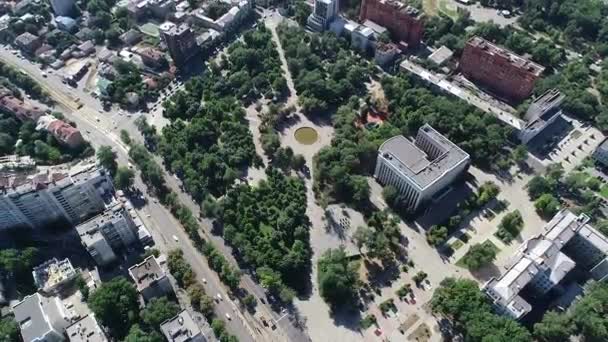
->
[374,124,470,212]
[49,0,75,16]
[159,22,200,66]
[0,163,114,230]
[307,0,339,32]
[459,36,544,102]
[76,203,139,266]
[359,0,424,48]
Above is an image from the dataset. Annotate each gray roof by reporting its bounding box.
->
[12,293,70,342]
[428,45,453,65]
[524,89,564,123]
[161,310,205,342]
[483,210,608,319]
[128,255,166,292]
[378,124,470,190]
[66,315,108,342]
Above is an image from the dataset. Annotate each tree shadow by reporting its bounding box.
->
[364,259,401,289]
[330,305,363,334]
[470,263,501,283]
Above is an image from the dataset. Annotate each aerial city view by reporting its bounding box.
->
[0,0,608,340]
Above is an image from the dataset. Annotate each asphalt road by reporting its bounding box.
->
[0,47,259,342]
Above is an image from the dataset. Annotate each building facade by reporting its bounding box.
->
[0,164,114,230]
[159,23,200,66]
[76,203,138,266]
[459,36,544,102]
[49,0,75,16]
[518,89,564,144]
[128,255,173,301]
[359,0,423,48]
[483,210,608,319]
[307,0,339,32]
[593,139,608,167]
[374,124,470,212]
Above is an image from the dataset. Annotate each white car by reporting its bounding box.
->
[172,235,179,242]
[225,313,231,320]
[202,278,207,284]
[216,293,223,301]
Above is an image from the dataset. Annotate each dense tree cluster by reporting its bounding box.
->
[314,101,378,204]
[218,168,311,297]
[222,27,287,100]
[519,0,608,54]
[0,62,49,103]
[381,75,512,169]
[277,24,372,116]
[317,247,360,308]
[431,278,532,341]
[160,93,256,200]
[459,241,497,270]
[0,316,19,342]
[0,247,39,293]
[534,282,608,341]
[88,277,140,339]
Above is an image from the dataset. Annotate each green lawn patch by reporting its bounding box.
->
[600,185,608,199]
[450,240,464,250]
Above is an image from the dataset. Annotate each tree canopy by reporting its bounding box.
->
[219,168,311,295]
[317,247,360,308]
[88,277,140,339]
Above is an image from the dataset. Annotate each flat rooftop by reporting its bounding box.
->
[13,293,70,342]
[468,36,544,76]
[378,124,469,189]
[66,315,108,342]
[160,310,204,342]
[484,210,608,318]
[128,255,166,292]
[33,258,77,292]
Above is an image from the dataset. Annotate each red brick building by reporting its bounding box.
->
[47,120,84,148]
[359,0,424,48]
[459,36,544,102]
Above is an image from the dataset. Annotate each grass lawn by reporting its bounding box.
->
[423,0,438,16]
[450,240,464,250]
[140,23,160,37]
[438,0,458,18]
[600,185,608,199]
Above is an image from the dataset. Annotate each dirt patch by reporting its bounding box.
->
[407,322,432,342]
[399,313,420,333]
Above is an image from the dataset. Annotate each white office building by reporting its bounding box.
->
[49,0,75,16]
[76,203,138,266]
[483,210,608,319]
[0,163,114,230]
[374,124,470,212]
[307,0,339,32]
[518,89,564,144]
